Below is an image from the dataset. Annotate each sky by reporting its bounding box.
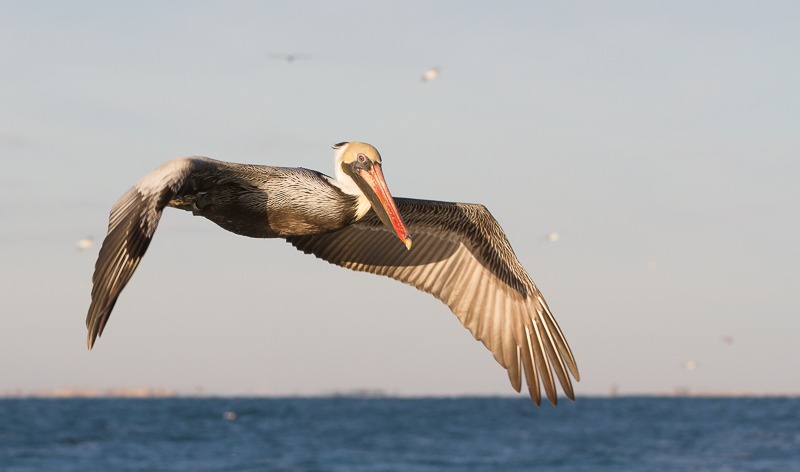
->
[1,1,799,399]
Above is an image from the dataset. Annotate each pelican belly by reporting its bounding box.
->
[168,166,359,238]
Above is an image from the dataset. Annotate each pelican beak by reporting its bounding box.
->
[358,163,413,250]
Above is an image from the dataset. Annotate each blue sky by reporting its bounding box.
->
[1,1,799,398]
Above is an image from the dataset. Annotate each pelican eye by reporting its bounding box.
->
[357,153,367,163]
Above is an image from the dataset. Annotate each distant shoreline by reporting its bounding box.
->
[1,388,799,400]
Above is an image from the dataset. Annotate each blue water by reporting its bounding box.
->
[1,396,798,471]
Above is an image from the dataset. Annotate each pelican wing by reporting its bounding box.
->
[85,157,214,348]
[287,198,579,405]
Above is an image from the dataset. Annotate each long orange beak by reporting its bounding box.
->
[358,163,413,250]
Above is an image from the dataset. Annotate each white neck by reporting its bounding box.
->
[331,144,372,219]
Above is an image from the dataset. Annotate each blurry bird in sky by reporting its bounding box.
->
[76,236,95,251]
[546,231,560,243]
[266,53,311,64]
[421,66,440,82]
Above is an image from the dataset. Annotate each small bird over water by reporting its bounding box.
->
[85,142,579,406]
[76,236,95,251]
[421,66,440,82]
[266,53,311,64]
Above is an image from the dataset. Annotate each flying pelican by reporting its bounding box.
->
[85,142,579,405]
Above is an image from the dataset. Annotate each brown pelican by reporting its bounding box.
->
[86,142,579,405]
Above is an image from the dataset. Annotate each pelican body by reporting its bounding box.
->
[86,142,579,406]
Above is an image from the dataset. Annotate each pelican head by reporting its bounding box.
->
[333,142,412,250]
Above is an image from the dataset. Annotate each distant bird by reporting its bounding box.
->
[421,66,440,82]
[76,236,95,251]
[85,142,578,406]
[266,53,311,64]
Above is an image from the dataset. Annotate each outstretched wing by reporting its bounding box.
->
[85,158,209,348]
[287,198,579,405]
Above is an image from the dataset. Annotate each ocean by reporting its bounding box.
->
[1,396,798,471]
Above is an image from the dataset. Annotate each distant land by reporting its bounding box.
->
[0,387,798,399]
[0,387,177,398]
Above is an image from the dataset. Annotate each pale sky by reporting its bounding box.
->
[1,1,798,398]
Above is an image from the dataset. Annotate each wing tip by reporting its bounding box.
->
[528,389,542,407]
[570,365,581,382]
[86,318,100,350]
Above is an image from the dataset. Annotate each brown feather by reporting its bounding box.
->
[287,198,579,405]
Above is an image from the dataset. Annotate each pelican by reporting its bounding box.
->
[86,142,579,405]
